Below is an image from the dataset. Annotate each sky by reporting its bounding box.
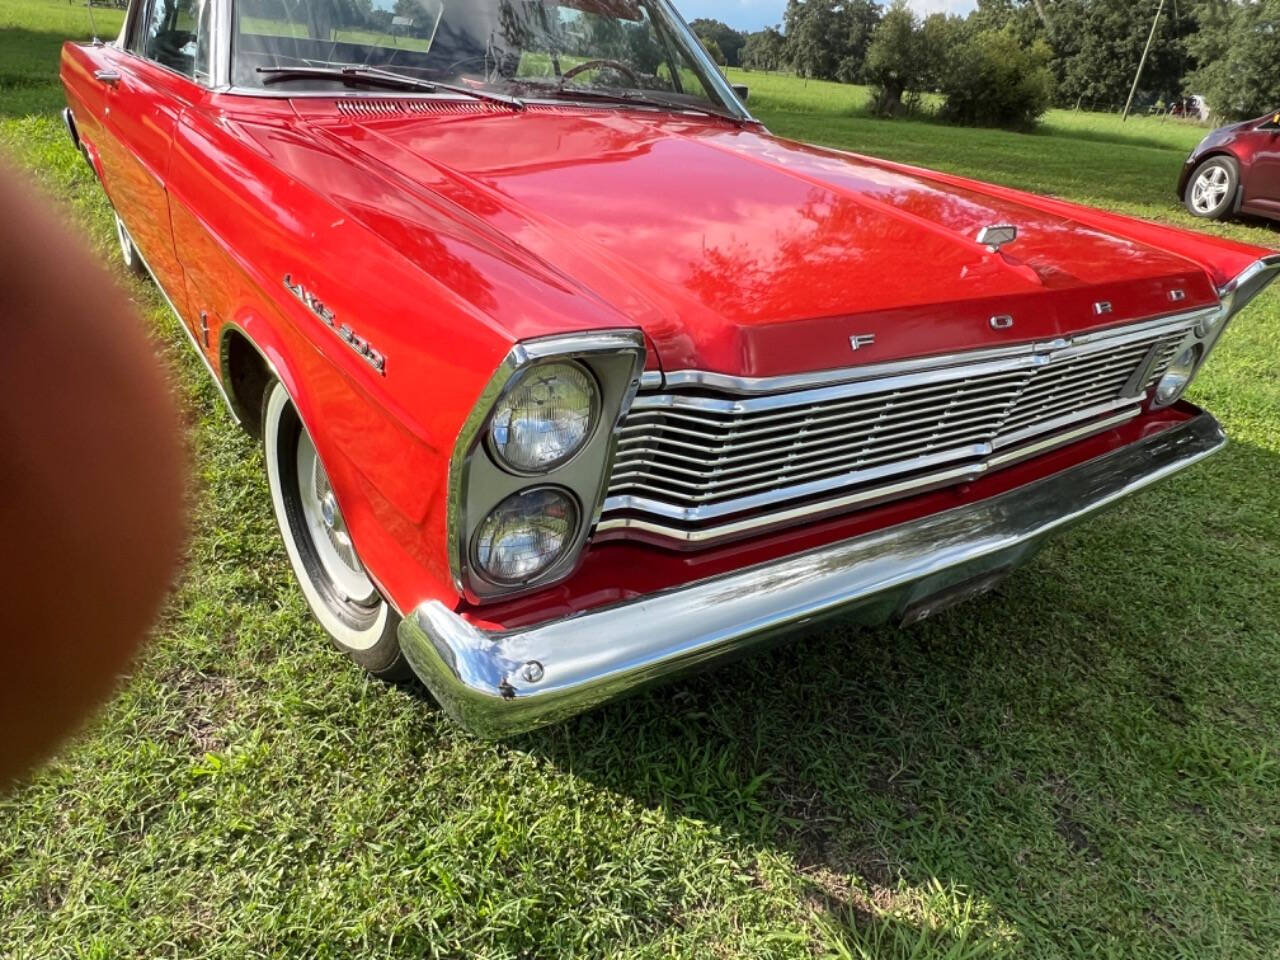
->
[677,0,978,33]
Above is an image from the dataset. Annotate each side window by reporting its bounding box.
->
[139,0,211,81]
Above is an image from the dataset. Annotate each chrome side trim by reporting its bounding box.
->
[653,308,1215,395]
[447,330,645,599]
[400,410,1226,737]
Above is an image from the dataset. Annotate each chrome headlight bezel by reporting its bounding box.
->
[447,331,645,602]
[1151,255,1280,409]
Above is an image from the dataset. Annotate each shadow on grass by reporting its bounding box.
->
[1027,119,1207,154]
[763,96,1206,154]
[0,28,86,119]
[0,27,82,81]
[510,436,1280,955]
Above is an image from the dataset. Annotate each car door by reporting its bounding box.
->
[1240,111,1280,217]
[96,0,213,311]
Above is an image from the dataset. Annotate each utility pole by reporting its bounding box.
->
[1029,0,1052,34]
[1122,0,1166,122]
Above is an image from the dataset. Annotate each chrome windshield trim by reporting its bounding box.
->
[650,0,754,122]
[221,0,752,120]
[653,308,1216,396]
[401,410,1225,737]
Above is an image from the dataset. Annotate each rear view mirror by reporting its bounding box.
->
[731,83,749,104]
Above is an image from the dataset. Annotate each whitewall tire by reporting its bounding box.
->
[262,380,407,678]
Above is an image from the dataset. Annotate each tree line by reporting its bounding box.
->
[691,0,1280,128]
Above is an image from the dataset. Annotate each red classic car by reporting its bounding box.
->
[61,0,1278,736]
[1180,109,1280,222]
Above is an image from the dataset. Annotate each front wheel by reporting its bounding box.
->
[1185,156,1238,220]
[262,380,408,678]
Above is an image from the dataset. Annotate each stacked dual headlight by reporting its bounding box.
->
[1151,254,1280,408]
[472,361,598,585]
[1151,301,1229,409]
[1152,341,1204,407]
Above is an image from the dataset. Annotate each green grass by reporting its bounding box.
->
[2,2,1279,956]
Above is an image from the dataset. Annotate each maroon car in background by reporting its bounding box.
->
[1180,109,1280,222]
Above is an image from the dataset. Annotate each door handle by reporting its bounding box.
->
[93,69,121,87]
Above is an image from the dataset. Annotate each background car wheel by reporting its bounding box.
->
[1184,157,1238,220]
[113,212,148,276]
[262,380,409,679]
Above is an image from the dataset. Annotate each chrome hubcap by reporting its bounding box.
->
[1191,166,1229,214]
[296,430,377,604]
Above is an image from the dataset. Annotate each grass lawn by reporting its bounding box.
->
[2,3,1279,957]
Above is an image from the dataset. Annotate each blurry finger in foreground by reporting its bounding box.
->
[0,162,186,787]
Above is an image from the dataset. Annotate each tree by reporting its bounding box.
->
[785,0,844,79]
[1050,0,1192,111]
[1186,0,1280,119]
[834,0,882,83]
[919,13,969,91]
[783,0,883,82]
[939,26,1054,127]
[741,27,788,72]
[863,1,926,114]
[698,34,727,66]
[970,0,1048,44]
[688,18,746,66]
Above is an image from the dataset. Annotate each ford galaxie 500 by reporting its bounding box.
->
[61,0,1279,735]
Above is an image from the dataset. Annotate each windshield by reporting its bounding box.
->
[232,0,739,114]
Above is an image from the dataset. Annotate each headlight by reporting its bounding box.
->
[1154,343,1203,407]
[488,361,598,473]
[472,487,579,584]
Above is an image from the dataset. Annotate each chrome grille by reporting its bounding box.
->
[599,312,1206,543]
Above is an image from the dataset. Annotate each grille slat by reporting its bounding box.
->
[612,393,1019,471]
[611,422,1003,499]
[601,315,1200,541]
[622,373,1030,437]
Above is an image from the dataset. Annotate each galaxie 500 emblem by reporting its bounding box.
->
[283,274,386,375]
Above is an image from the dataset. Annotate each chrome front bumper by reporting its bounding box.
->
[399,411,1226,737]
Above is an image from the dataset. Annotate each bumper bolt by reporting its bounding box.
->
[520,660,545,683]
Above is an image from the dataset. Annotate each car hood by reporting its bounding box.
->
[286,102,1224,377]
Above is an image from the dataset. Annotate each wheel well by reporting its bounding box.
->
[220,330,273,438]
[1196,151,1239,170]
[62,108,80,151]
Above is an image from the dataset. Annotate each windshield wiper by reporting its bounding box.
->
[256,65,524,111]
[520,83,745,125]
